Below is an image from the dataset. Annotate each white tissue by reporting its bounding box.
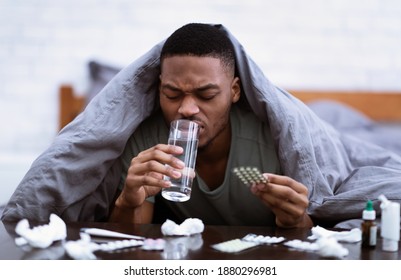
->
[64,233,99,260]
[14,213,67,248]
[308,226,361,243]
[161,218,204,236]
[284,226,354,258]
[284,237,349,258]
[316,237,349,258]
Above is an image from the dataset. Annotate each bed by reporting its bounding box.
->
[59,61,401,156]
[289,90,401,156]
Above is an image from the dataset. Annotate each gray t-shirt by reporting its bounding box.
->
[119,105,281,226]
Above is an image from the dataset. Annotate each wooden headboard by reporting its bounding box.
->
[289,90,401,122]
[59,84,401,130]
[59,85,86,130]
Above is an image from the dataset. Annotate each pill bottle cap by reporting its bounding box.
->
[362,200,376,220]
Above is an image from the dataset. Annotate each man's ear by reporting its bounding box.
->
[231,77,241,103]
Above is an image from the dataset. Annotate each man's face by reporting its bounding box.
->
[159,56,240,149]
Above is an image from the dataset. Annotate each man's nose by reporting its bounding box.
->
[178,95,200,117]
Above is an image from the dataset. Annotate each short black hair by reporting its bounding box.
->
[160,23,235,75]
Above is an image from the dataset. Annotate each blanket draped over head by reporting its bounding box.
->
[3,24,401,227]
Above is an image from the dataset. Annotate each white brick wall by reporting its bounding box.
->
[1,0,401,204]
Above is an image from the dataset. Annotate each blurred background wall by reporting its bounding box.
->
[1,0,401,204]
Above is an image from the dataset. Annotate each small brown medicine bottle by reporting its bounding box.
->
[361,200,377,248]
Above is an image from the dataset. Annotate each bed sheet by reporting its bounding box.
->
[308,100,401,156]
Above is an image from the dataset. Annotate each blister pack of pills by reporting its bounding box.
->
[232,166,268,186]
[98,239,144,251]
[141,238,166,251]
[211,238,259,253]
[242,233,285,244]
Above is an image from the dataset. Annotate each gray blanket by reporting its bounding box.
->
[3,24,401,227]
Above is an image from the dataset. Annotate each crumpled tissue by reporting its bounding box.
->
[64,233,100,260]
[161,218,204,236]
[308,225,362,243]
[284,225,361,258]
[284,237,349,258]
[316,237,349,258]
[14,213,67,248]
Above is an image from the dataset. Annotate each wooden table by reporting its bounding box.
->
[1,221,400,260]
